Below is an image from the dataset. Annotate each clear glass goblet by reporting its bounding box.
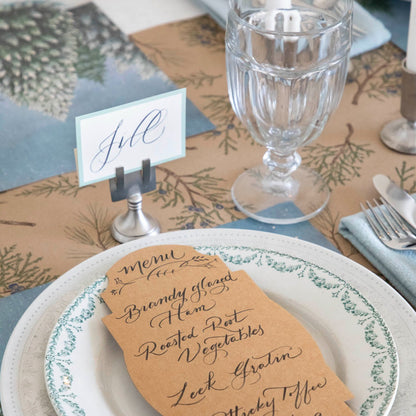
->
[226,0,353,224]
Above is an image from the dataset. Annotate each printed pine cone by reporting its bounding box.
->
[0,2,77,120]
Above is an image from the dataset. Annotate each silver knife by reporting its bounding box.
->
[373,174,416,229]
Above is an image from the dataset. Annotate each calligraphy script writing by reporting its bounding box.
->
[135,308,264,365]
[117,271,238,329]
[169,345,303,406]
[117,250,218,282]
[212,394,323,416]
[181,308,264,365]
[111,251,222,296]
[263,378,328,411]
[231,346,303,390]
[167,349,320,413]
[210,377,326,415]
[90,108,167,172]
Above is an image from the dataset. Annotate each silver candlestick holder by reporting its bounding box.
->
[380,59,416,154]
[109,159,160,243]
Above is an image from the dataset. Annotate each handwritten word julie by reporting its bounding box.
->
[90,109,167,173]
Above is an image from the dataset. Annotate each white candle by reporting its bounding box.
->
[283,10,301,34]
[265,0,292,31]
[264,0,300,34]
[266,0,292,9]
[407,0,416,72]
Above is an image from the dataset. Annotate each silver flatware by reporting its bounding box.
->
[360,198,416,251]
[373,174,416,229]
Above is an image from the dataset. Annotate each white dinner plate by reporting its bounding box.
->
[1,229,415,416]
[43,239,399,415]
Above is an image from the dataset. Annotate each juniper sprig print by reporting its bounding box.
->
[348,43,404,105]
[302,123,375,190]
[173,71,222,89]
[202,94,254,154]
[151,166,241,229]
[394,161,416,193]
[176,15,225,52]
[0,245,57,296]
[132,38,185,68]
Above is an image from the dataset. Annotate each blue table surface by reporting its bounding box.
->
[373,0,412,52]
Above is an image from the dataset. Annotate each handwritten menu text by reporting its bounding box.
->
[101,245,354,415]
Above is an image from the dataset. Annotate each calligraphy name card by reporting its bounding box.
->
[101,245,355,416]
[75,89,186,186]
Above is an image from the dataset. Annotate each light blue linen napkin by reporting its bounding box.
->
[194,0,391,57]
[339,210,416,308]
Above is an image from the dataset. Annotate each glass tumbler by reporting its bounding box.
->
[226,0,353,223]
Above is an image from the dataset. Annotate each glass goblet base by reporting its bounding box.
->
[380,118,416,154]
[231,165,330,224]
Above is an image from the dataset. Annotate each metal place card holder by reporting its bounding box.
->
[109,159,160,243]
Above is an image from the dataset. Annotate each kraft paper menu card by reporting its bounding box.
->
[101,245,354,415]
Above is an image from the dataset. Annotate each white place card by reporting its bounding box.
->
[75,89,186,187]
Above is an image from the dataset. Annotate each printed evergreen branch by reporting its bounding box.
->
[303,123,375,190]
[395,161,416,193]
[132,39,184,67]
[169,199,240,230]
[15,175,91,198]
[173,71,222,89]
[0,197,36,226]
[202,94,254,154]
[0,244,57,295]
[151,166,241,229]
[176,15,225,52]
[0,219,36,227]
[64,204,117,259]
[348,44,403,105]
[154,166,227,206]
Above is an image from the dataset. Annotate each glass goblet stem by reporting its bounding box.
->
[263,149,301,179]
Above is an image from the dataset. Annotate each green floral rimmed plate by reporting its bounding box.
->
[44,237,399,416]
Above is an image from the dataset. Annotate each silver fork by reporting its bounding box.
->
[360,198,416,251]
